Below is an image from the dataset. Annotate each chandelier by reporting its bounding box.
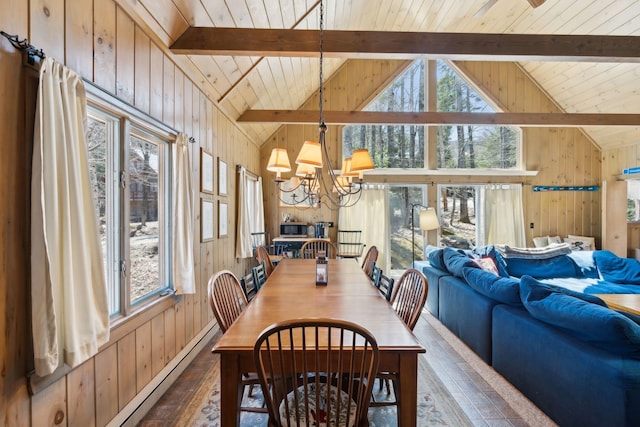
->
[266,0,374,209]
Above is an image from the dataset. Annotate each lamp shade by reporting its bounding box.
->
[419,207,440,231]
[295,141,323,168]
[349,149,374,172]
[267,148,291,173]
[295,163,316,177]
[341,158,358,178]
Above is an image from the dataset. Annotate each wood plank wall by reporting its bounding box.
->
[455,61,602,247]
[260,59,412,241]
[0,0,259,425]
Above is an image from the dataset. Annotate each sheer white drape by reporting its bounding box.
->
[338,185,390,271]
[236,168,265,258]
[31,57,109,376]
[172,134,195,294]
[480,184,526,247]
[236,167,252,258]
[252,176,265,238]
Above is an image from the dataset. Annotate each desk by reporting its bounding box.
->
[212,258,425,426]
[595,294,640,315]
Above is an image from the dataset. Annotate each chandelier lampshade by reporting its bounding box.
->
[267,148,291,181]
[296,162,316,177]
[295,140,323,168]
[350,149,375,172]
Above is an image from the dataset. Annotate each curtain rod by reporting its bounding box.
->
[1,30,45,65]
[236,164,259,179]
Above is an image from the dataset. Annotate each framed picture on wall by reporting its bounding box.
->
[218,157,228,196]
[219,201,228,237]
[200,148,214,194]
[201,198,214,242]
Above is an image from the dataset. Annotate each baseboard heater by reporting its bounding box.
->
[107,321,219,427]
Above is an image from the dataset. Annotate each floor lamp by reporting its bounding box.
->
[410,204,440,267]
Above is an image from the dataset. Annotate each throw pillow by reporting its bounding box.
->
[564,237,593,251]
[462,266,522,306]
[548,235,562,245]
[532,235,549,248]
[471,257,499,275]
[520,275,640,359]
[594,250,640,285]
[472,245,509,277]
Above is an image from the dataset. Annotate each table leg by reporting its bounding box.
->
[396,353,418,427]
[219,354,242,426]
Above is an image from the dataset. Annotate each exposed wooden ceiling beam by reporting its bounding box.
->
[237,110,640,127]
[170,28,640,63]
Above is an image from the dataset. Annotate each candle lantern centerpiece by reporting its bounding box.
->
[316,250,328,286]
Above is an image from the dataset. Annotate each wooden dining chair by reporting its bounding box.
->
[361,245,379,277]
[336,229,366,260]
[371,268,428,409]
[255,245,275,277]
[369,262,381,284]
[253,318,379,427]
[252,261,268,291]
[239,272,257,302]
[390,268,429,330]
[377,271,395,301]
[300,239,337,259]
[207,271,266,413]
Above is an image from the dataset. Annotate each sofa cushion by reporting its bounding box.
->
[443,248,477,277]
[520,275,640,359]
[594,250,640,284]
[462,266,522,306]
[504,254,578,279]
[427,248,447,272]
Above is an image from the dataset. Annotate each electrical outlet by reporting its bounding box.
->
[530,222,534,229]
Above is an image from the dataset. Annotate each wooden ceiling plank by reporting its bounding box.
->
[237,110,640,127]
[169,27,640,62]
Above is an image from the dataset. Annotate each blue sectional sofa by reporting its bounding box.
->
[417,245,640,427]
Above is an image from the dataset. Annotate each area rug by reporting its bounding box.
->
[178,344,472,426]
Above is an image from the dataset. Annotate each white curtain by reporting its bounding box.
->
[252,176,265,238]
[172,134,195,294]
[236,167,252,258]
[338,185,390,271]
[31,57,110,376]
[480,184,526,247]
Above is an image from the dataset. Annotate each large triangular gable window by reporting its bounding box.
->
[342,60,521,171]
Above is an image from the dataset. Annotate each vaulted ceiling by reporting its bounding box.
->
[126,0,640,151]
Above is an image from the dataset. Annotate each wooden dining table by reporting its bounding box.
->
[212,258,426,426]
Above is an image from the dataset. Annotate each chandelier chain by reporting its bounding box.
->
[319,0,324,126]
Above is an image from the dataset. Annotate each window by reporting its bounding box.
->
[388,185,428,271]
[437,185,479,249]
[343,61,425,168]
[86,96,172,318]
[342,60,521,171]
[436,61,520,170]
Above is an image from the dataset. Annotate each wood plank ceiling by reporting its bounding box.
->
[128,0,640,150]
